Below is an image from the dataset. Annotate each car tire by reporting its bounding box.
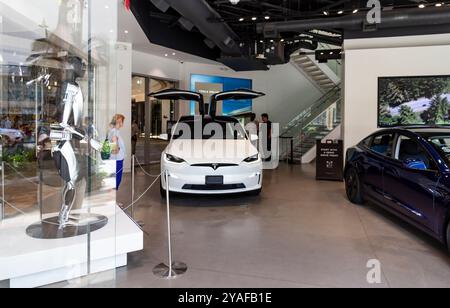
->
[345,167,364,205]
[160,181,166,199]
[249,188,262,196]
[447,222,450,255]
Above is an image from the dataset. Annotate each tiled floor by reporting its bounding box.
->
[107,162,450,288]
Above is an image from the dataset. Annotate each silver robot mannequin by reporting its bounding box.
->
[50,56,101,228]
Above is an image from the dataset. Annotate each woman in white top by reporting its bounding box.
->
[108,114,127,190]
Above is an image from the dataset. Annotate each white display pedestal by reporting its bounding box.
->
[0,190,143,288]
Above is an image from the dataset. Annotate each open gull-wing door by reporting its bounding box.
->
[149,89,205,116]
[209,89,265,117]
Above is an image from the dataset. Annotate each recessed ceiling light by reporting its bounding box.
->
[418,4,426,8]
[265,16,270,20]
[338,10,344,14]
[352,9,359,13]
[260,40,264,43]
[252,17,257,21]
[281,39,285,42]
[435,3,443,7]
[239,17,244,22]
[323,11,329,16]
[124,30,129,34]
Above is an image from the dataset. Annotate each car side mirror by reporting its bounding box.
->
[250,134,259,142]
[404,159,427,171]
[160,133,169,141]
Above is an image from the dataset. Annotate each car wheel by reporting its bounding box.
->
[345,167,364,205]
[249,188,262,196]
[447,222,450,254]
[160,181,166,199]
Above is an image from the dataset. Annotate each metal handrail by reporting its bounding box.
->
[281,84,341,137]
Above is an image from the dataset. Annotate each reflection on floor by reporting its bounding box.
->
[40,163,450,288]
[106,162,450,288]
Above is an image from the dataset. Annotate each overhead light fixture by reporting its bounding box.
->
[172,52,176,56]
[353,9,359,13]
[280,39,285,42]
[418,4,426,8]
[265,16,270,20]
[252,17,257,21]
[164,54,168,57]
[124,30,129,34]
[323,11,329,16]
[435,2,443,7]
[338,10,344,14]
[239,17,244,22]
[229,0,240,4]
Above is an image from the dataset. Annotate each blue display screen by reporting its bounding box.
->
[190,74,253,115]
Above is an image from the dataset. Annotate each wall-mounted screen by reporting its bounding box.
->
[190,74,253,116]
[378,75,450,127]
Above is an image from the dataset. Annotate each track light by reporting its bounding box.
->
[323,11,329,16]
[229,0,240,5]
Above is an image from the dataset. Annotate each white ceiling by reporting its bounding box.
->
[117,5,218,65]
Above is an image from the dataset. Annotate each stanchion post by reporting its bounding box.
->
[0,161,4,221]
[165,170,173,278]
[131,155,135,219]
[152,170,187,279]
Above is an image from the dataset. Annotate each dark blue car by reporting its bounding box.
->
[345,127,450,252]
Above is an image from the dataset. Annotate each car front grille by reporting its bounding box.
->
[182,184,246,191]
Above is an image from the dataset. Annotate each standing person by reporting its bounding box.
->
[261,113,272,162]
[245,113,259,148]
[4,117,12,129]
[131,120,139,156]
[108,114,127,191]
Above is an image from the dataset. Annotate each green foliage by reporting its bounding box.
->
[421,96,450,125]
[398,105,418,125]
[2,148,36,167]
[380,77,449,108]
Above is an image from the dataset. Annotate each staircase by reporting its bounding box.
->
[291,54,337,93]
[281,85,342,164]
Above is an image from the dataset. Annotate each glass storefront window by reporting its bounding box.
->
[0,0,140,288]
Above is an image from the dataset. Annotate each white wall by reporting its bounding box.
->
[132,50,322,129]
[343,34,450,151]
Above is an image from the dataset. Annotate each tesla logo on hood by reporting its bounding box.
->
[212,164,220,170]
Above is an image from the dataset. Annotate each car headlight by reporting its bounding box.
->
[166,153,185,163]
[243,154,259,163]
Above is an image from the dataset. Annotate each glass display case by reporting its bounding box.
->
[0,0,141,288]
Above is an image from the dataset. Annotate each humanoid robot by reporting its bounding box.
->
[50,56,101,228]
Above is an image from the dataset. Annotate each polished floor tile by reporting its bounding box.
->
[109,163,450,288]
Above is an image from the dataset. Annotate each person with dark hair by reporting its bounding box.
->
[245,113,259,147]
[131,120,139,155]
[261,113,272,162]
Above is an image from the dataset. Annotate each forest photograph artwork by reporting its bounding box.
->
[378,76,450,127]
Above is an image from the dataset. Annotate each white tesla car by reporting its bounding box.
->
[150,89,265,196]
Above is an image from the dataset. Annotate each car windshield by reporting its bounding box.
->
[424,134,450,165]
[172,119,247,140]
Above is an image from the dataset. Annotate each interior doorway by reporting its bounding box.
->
[131,75,178,165]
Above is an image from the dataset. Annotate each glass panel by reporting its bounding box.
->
[0,0,119,288]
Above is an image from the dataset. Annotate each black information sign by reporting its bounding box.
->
[316,139,344,181]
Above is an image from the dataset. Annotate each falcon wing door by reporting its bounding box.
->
[149,89,205,116]
[210,89,265,117]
